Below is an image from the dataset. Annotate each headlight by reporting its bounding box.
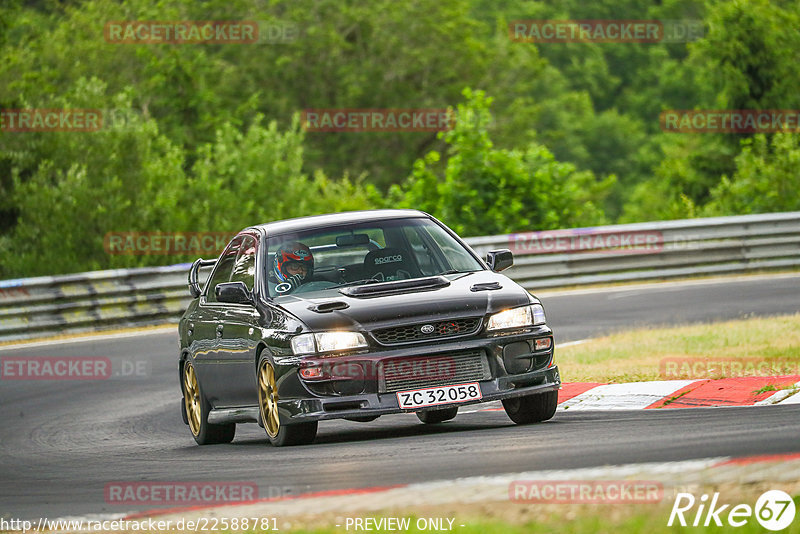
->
[291,332,368,355]
[486,304,546,331]
[291,334,316,355]
[531,304,546,325]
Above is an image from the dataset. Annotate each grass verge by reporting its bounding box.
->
[268,484,800,533]
[556,313,800,383]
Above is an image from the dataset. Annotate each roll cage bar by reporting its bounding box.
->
[188,258,218,298]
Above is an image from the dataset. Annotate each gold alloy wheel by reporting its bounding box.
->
[183,362,201,436]
[258,361,281,438]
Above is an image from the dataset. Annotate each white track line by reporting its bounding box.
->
[558,339,590,348]
[779,388,800,404]
[117,457,737,526]
[754,382,800,405]
[0,325,176,351]
[53,454,800,528]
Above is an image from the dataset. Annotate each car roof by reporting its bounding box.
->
[245,209,431,237]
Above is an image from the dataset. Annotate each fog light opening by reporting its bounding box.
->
[300,366,323,379]
[534,337,552,351]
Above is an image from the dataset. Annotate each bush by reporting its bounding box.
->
[391,89,613,236]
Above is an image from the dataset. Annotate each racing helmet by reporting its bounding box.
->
[273,242,314,282]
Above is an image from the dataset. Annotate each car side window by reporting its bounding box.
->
[205,235,244,303]
[230,235,257,291]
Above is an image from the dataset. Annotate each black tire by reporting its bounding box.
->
[267,420,319,447]
[416,406,458,424]
[502,390,558,424]
[182,361,236,445]
[257,355,317,446]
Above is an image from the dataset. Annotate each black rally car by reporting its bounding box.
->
[179,209,560,446]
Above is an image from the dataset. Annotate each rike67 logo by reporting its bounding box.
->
[669,490,796,531]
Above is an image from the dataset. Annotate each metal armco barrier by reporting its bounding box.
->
[0,265,193,342]
[1,212,799,342]
[464,211,800,289]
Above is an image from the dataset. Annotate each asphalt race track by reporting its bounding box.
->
[1,274,799,519]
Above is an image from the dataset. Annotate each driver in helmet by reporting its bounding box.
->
[272,241,314,294]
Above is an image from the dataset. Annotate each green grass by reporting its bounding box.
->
[263,504,800,534]
[754,384,778,394]
[556,313,800,383]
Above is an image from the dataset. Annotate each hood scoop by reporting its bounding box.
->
[308,301,350,313]
[339,276,450,298]
[470,281,502,292]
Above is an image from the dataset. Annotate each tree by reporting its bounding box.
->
[704,133,800,215]
[391,89,613,236]
[0,80,188,276]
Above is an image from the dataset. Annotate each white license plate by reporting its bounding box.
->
[396,382,482,409]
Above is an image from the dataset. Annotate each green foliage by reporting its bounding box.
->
[704,133,800,215]
[692,0,800,110]
[1,0,800,277]
[619,133,735,223]
[392,90,613,236]
[0,80,189,276]
[0,82,378,278]
[184,114,380,231]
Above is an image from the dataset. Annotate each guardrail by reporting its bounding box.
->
[1,212,798,342]
[0,265,192,342]
[464,211,800,289]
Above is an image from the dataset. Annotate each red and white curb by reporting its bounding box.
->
[459,376,800,414]
[52,452,797,529]
[560,377,800,410]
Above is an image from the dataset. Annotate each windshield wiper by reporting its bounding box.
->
[438,269,478,276]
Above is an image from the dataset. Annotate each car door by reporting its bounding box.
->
[192,235,243,407]
[215,233,262,407]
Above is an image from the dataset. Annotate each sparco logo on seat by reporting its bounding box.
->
[374,255,402,264]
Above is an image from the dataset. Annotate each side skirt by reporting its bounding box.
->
[207,406,260,424]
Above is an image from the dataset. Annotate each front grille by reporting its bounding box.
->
[380,350,491,393]
[372,317,482,345]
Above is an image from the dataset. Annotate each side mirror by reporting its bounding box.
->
[215,281,254,305]
[486,249,513,272]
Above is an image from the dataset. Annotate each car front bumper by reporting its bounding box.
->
[277,366,561,424]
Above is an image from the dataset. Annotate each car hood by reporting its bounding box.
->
[272,271,534,332]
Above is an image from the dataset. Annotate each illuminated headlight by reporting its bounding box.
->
[486,304,546,331]
[291,332,368,355]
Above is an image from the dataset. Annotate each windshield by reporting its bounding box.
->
[265,217,483,298]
